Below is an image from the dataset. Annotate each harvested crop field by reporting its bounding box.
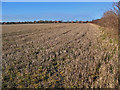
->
[2,23,118,88]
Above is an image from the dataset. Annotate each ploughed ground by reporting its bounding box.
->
[2,23,118,88]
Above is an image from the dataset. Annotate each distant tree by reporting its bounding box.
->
[49,20,53,23]
[34,21,36,24]
[45,20,48,23]
[59,21,62,23]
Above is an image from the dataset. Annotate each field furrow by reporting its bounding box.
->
[2,23,118,88]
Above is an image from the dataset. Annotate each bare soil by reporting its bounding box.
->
[2,23,118,88]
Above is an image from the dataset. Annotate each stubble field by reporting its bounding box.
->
[2,23,118,88]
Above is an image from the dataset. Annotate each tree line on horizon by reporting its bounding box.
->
[0,20,89,24]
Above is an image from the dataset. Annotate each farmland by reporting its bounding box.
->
[2,23,118,88]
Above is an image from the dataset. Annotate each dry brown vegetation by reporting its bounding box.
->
[2,23,118,88]
[2,2,120,89]
[91,3,120,87]
[98,10,118,30]
[91,2,119,36]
